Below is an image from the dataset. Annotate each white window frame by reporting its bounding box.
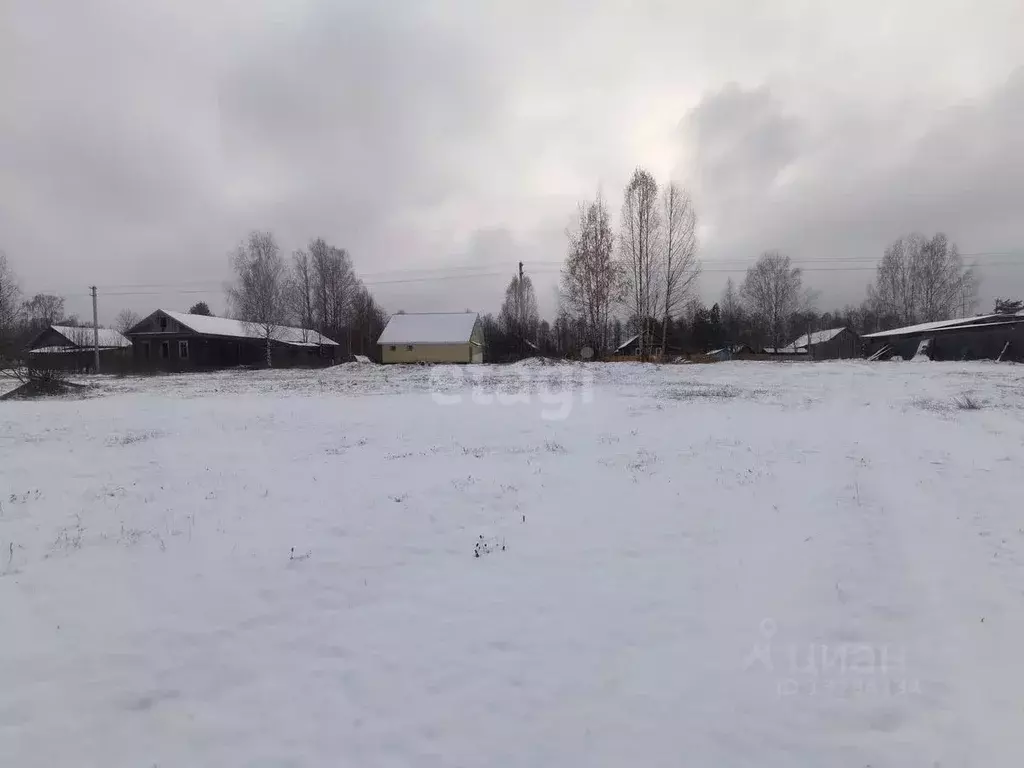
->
[178,340,189,359]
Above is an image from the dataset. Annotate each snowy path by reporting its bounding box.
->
[2,362,1024,766]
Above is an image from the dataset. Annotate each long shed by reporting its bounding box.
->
[126,310,339,371]
[863,313,1024,361]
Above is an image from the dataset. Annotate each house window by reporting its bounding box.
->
[406,345,413,351]
[141,342,150,359]
[159,316,168,331]
[160,341,170,359]
[178,340,189,359]
[389,345,397,351]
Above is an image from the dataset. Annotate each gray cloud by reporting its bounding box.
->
[2,1,1024,322]
[683,69,1024,309]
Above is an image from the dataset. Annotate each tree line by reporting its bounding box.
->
[226,230,388,366]
[482,167,992,360]
[0,234,388,368]
[0,197,1012,367]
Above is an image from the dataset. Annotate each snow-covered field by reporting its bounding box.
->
[3,360,1024,766]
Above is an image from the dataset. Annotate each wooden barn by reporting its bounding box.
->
[26,325,132,373]
[764,327,860,360]
[863,313,1024,362]
[125,310,339,371]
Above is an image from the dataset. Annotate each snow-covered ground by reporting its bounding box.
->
[3,361,1024,766]
[0,374,23,399]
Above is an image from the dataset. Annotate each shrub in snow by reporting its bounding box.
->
[474,534,505,558]
[954,395,982,411]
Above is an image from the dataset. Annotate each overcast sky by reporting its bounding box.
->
[3,0,1024,324]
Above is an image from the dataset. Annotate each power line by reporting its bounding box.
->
[34,250,1024,298]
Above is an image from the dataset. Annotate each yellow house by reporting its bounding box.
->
[378,312,485,364]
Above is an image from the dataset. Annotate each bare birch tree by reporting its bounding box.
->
[619,168,661,359]
[867,234,921,325]
[288,248,317,342]
[113,309,141,334]
[561,191,621,356]
[23,293,66,330]
[659,182,700,354]
[740,251,807,350]
[720,277,744,345]
[867,233,977,325]
[918,234,977,320]
[227,230,287,367]
[499,273,539,351]
[309,238,359,350]
[349,285,388,357]
[0,251,23,371]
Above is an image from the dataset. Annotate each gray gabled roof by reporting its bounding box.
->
[615,334,640,352]
[377,312,479,345]
[862,312,1024,339]
[29,325,130,350]
[128,310,337,347]
[775,327,853,353]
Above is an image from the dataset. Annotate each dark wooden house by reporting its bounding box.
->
[126,310,340,371]
[26,325,132,372]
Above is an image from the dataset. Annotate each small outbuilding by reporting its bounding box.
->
[614,334,640,357]
[612,334,668,358]
[26,325,132,372]
[126,310,339,371]
[706,343,754,361]
[377,312,484,364]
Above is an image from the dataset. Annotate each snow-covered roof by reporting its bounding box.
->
[148,311,338,347]
[29,345,126,354]
[377,312,479,345]
[616,334,640,352]
[708,344,752,356]
[933,319,1024,332]
[50,326,131,349]
[786,327,849,350]
[861,313,1024,339]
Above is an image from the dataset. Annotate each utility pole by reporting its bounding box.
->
[518,261,525,360]
[90,286,100,373]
